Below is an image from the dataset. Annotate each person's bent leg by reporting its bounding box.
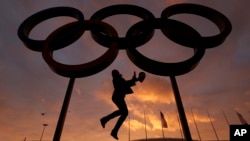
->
[111,109,128,139]
[100,110,120,128]
[111,99,128,139]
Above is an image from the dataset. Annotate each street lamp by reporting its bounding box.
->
[40,123,48,141]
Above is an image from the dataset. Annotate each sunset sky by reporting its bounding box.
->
[1,0,250,141]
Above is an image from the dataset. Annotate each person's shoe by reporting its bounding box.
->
[110,130,118,140]
[100,117,106,128]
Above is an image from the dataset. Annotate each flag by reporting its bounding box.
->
[144,111,148,140]
[160,111,168,128]
[236,112,248,125]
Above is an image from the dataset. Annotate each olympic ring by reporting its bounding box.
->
[42,21,119,78]
[161,3,232,48]
[18,4,232,78]
[126,18,205,76]
[18,7,84,52]
[90,4,155,49]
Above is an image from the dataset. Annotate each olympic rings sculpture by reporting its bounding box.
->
[18,4,232,77]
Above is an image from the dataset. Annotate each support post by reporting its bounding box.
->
[170,76,192,141]
[53,77,75,141]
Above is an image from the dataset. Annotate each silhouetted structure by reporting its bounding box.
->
[18,3,231,141]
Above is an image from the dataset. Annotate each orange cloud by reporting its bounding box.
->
[124,119,145,131]
[132,75,175,104]
[192,114,211,123]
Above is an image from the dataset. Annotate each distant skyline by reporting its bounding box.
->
[132,137,230,141]
[0,0,250,141]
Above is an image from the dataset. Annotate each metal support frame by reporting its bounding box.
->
[53,78,75,141]
[170,76,192,141]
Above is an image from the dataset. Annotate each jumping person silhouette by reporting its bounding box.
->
[100,69,141,140]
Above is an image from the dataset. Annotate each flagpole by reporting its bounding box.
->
[144,111,148,141]
[191,109,201,141]
[161,123,165,141]
[128,113,131,141]
[207,110,219,141]
[222,110,230,126]
[160,111,168,141]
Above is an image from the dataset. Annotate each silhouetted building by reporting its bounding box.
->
[132,137,229,141]
[133,138,190,141]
